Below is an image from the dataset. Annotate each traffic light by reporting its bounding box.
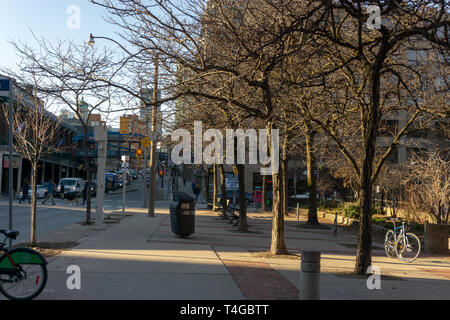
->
[136,149,143,160]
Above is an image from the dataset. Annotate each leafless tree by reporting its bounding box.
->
[1,79,62,245]
[3,38,116,224]
[403,149,449,224]
[305,0,449,273]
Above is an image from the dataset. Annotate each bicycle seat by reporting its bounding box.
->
[0,230,19,240]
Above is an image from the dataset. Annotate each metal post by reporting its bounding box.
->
[122,161,127,214]
[296,202,299,222]
[334,212,338,237]
[94,126,107,224]
[300,251,320,300]
[8,79,14,249]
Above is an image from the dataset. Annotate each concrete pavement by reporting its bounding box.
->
[32,199,450,300]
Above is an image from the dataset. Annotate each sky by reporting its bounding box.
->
[0,1,128,127]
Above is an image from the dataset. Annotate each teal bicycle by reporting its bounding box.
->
[384,218,421,262]
[0,230,48,300]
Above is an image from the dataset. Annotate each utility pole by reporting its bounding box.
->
[148,54,159,217]
[143,110,149,208]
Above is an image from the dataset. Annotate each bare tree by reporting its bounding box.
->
[1,80,62,245]
[403,149,449,224]
[306,1,449,273]
[4,38,115,224]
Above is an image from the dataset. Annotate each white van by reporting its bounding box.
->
[57,178,84,196]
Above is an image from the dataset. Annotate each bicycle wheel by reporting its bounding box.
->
[0,249,48,300]
[384,230,396,258]
[395,233,421,263]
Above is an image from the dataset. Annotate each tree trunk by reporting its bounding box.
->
[355,66,381,274]
[237,163,247,231]
[262,174,267,212]
[305,127,319,225]
[30,166,38,246]
[218,164,228,219]
[268,124,287,255]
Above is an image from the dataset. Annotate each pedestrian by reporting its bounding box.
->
[60,183,65,199]
[65,191,78,206]
[82,181,88,205]
[42,180,56,205]
[19,180,31,204]
[194,184,200,202]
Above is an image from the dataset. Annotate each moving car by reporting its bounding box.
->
[57,178,84,196]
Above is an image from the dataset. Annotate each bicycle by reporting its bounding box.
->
[384,218,421,262]
[0,230,48,300]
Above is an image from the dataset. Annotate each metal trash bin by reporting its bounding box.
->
[169,191,195,237]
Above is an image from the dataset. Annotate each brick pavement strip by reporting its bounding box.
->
[221,259,299,300]
[419,268,450,280]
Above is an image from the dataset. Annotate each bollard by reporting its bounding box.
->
[296,202,299,222]
[334,212,338,237]
[300,251,320,300]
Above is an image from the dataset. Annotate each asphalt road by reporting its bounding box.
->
[0,178,144,245]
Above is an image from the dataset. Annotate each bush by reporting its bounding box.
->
[342,202,378,219]
[343,202,361,219]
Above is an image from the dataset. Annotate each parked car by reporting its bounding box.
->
[218,190,254,206]
[24,185,46,199]
[57,178,84,197]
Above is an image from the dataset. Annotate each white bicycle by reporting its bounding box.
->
[384,218,421,262]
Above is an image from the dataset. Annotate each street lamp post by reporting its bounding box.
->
[88,34,160,217]
[121,155,129,214]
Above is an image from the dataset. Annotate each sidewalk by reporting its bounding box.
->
[36,202,450,300]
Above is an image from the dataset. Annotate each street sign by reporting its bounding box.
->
[120,117,130,134]
[140,136,151,148]
[0,78,11,98]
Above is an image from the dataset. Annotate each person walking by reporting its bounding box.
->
[82,181,88,205]
[19,180,31,204]
[60,183,65,199]
[42,180,56,205]
[194,184,200,202]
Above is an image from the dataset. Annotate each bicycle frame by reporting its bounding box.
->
[391,221,410,247]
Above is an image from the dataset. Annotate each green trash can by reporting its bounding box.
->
[170,191,195,237]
